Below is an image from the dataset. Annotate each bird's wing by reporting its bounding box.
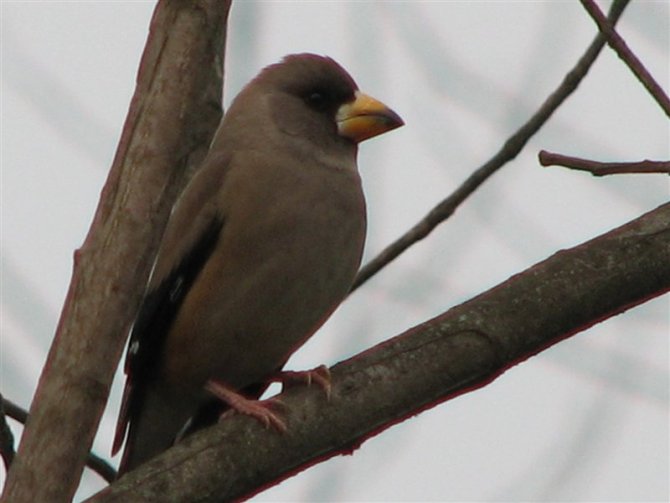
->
[112,157,228,456]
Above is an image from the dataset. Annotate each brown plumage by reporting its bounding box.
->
[113,53,403,474]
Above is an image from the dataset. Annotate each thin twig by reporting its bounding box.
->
[0,394,16,472]
[351,0,631,291]
[85,453,118,485]
[0,397,26,425]
[539,150,670,176]
[0,396,117,483]
[580,0,670,117]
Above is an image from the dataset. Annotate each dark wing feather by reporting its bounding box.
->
[112,216,224,455]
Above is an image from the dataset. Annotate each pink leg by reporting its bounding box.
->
[205,380,287,433]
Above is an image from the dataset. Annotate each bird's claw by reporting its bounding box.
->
[270,364,332,400]
[205,380,287,433]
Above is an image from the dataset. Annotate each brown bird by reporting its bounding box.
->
[112,53,403,474]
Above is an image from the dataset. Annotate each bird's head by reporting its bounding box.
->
[227,54,403,154]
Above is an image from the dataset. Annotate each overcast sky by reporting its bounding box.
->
[1,1,668,501]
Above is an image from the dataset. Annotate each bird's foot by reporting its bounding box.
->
[270,364,332,400]
[205,380,287,433]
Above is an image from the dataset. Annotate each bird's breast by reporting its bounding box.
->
[161,161,366,393]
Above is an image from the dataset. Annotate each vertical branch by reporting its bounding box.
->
[1,2,232,501]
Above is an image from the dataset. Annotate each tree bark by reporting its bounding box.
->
[89,202,670,502]
[0,2,231,502]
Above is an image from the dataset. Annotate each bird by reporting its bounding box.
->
[112,53,403,474]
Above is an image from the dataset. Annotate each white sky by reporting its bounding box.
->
[1,1,668,501]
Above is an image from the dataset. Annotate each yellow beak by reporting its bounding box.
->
[336,91,404,143]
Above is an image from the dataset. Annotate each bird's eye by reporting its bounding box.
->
[305,91,327,109]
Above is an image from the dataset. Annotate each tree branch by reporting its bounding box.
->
[539,150,670,175]
[89,203,670,502]
[351,0,630,291]
[0,396,117,484]
[0,395,15,474]
[0,2,231,501]
[580,0,670,117]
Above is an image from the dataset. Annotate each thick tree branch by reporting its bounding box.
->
[89,203,670,502]
[351,0,630,290]
[0,2,231,501]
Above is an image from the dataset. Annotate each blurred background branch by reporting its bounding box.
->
[352,0,631,290]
